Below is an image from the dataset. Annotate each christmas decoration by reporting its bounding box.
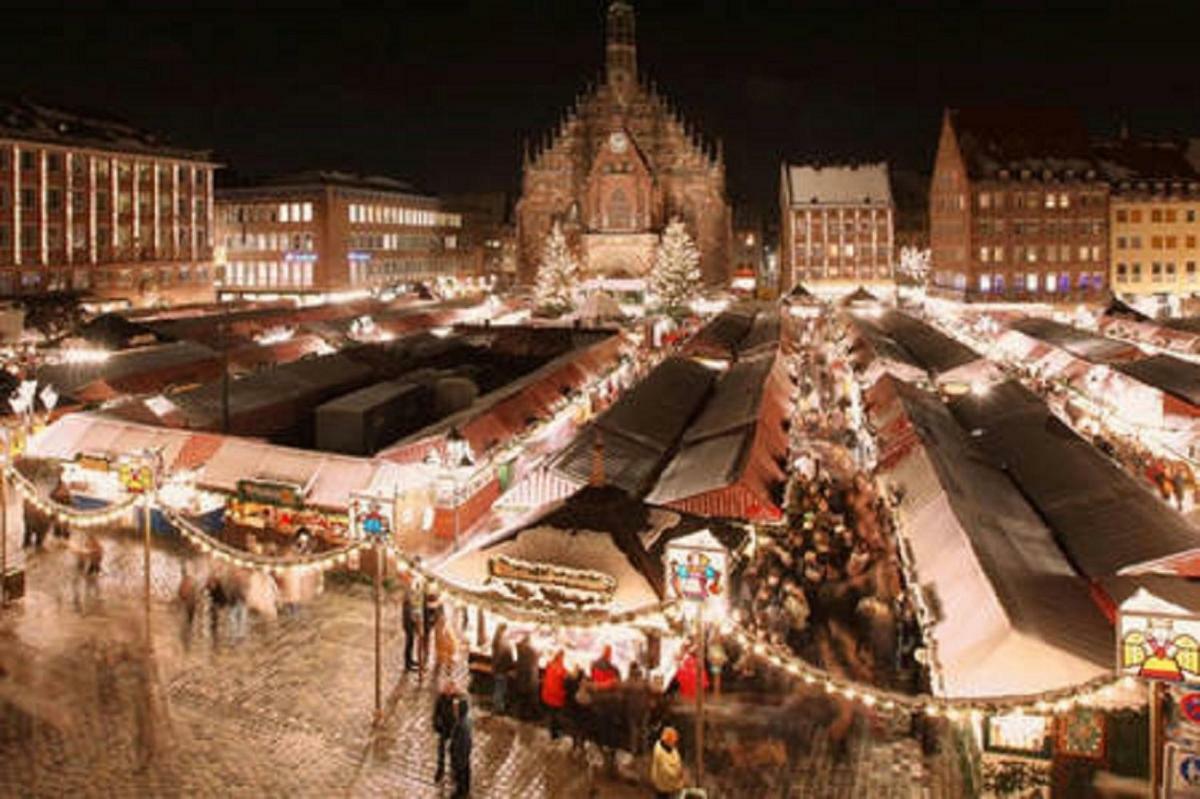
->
[533,220,579,316]
[649,216,701,317]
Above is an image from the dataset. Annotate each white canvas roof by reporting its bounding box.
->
[28,412,192,469]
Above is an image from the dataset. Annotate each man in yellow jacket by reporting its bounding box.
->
[650,726,687,798]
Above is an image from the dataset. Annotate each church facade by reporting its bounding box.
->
[515,2,732,287]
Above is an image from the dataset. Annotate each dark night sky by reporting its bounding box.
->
[4,3,1200,215]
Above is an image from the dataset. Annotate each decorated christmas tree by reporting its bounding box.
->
[533,220,579,316]
[649,217,701,316]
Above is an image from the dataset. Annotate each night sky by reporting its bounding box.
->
[5,3,1200,215]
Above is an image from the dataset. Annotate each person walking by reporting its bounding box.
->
[541,649,568,740]
[177,563,199,649]
[589,644,620,690]
[514,634,538,719]
[650,726,686,799]
[450,694,472,798]
[490,623,514,714]
[433,681,459,784]
[423,586,443,672]
[402,579,422,672]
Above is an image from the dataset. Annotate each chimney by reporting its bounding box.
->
[590,427,606,487]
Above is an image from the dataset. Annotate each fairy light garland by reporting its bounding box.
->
[732,626,1131,717]
[7,466,138,527]
[163,508,370,574]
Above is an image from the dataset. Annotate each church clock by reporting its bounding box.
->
[609,132,628,154]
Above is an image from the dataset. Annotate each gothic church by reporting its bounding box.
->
[515,2,732,287]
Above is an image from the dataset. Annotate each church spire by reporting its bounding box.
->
[606,1,637,104]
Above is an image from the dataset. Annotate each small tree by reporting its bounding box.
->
[649,217,702,316]
[533,220,579,316]
[897,246,931,285]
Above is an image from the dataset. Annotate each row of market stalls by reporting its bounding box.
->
[993,316,1200,459]
[848,308,1200,789]
[549,306,791,523]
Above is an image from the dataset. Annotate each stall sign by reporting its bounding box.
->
[236,479,304,508]
[76,452,112,472]
[1117,591,1200,684]
[983,712,1051,758]
[488,555,616,599]
[664,529,727,605]
[348,492,395,540]
[1165,743,1200,798]
[119,463,153,493]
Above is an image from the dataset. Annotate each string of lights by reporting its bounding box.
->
[730,626,1133,718]
[163,508,370,574]
[7,467,138,527]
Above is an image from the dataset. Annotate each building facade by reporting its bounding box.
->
[1096,139,1200,311]
[779,162,894,296]
[930,107,1109,302]
[514,1,731,287]
[0,99,218,305]
[215,172,465,299]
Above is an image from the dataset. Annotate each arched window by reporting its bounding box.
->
[606,187,632,230]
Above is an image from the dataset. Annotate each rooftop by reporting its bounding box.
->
[948,106,1097,181]
[783,162,892,206]
[0,97,214,162]
[217,170,430,198]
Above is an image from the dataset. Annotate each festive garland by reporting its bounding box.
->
[7,466,139,527]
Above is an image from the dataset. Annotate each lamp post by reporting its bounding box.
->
[352,494,392,725]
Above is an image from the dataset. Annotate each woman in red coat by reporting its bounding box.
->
[541,649,568,739]
[675,648,709,701]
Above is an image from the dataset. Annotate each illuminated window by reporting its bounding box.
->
[1045,193,1056,209]
[302,202,313,222]
[1026,273,1038,291]
[1059,193,1069,208]
[1045,272,1057,291]
[978,274,991,292]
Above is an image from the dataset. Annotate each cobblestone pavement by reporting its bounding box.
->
[0,531,966,798]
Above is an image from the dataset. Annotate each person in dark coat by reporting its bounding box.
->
[450,695,472,798]
[490,623,514,714]
[514,634,538,719]
[433,681,459,783]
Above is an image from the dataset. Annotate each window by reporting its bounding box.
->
[20,189,34,209]
[1059,193,1069,209]
[994,246,1004,262]
[1152,262,1163,282]
[0,226,8,248]
[979,192,991,209]
[301,202,313,222]
[1189,262,1197,282]
[1189,236,1197,249]
[19,151,34,171]
[1116,209,1129,223]
[1117,237,1127,250]
[1152,236,1163,250]
[1152,209,1163,223]
[47,153,62,172]
[1131,236,1142,249]
[1167,262,1178,278]
[20,226,35,250]
[1091,246,1101,262]
[1117,263,1128,282]
[279,203,290,223]
[978,246,989,263]
[47,189,61,211]
[1167,236,1178,249]
[1045,272,1057,292]
[979,274,991,292]
[1132,262,1143,280]
[1167,209,1178,223]
[1045,193,1057,209]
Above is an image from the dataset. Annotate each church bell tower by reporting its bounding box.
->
[606,1,637,105]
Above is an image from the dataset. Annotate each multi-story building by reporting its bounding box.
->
[778,162,894,296]
[1095,138,1200,313]
[732,207,765,295]
[930,107,1109,302]
[0,98,218,304]
[215,172,465,299]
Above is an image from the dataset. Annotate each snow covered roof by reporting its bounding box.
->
[553,357,715,495]
[876,377,1113,697]
[1116,354,1200,409]
[1094,137,1200,188]
[783,162,892,207]
[948,106,1098,181]
[947,380,1200,577]
[0,97,214,162]
[1008,317,1142,364]
[219,170,430,199]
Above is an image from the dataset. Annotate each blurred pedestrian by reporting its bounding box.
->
[433,681,459,783]
[177,562,199,649]
[450,694,472,798]
[515,634,538,719]
[541,649,567,739]
[490,623,514,714]
[402,579,421,671]
[650,726,686,799]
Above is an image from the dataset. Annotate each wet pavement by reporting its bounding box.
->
[0,529,965,797]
